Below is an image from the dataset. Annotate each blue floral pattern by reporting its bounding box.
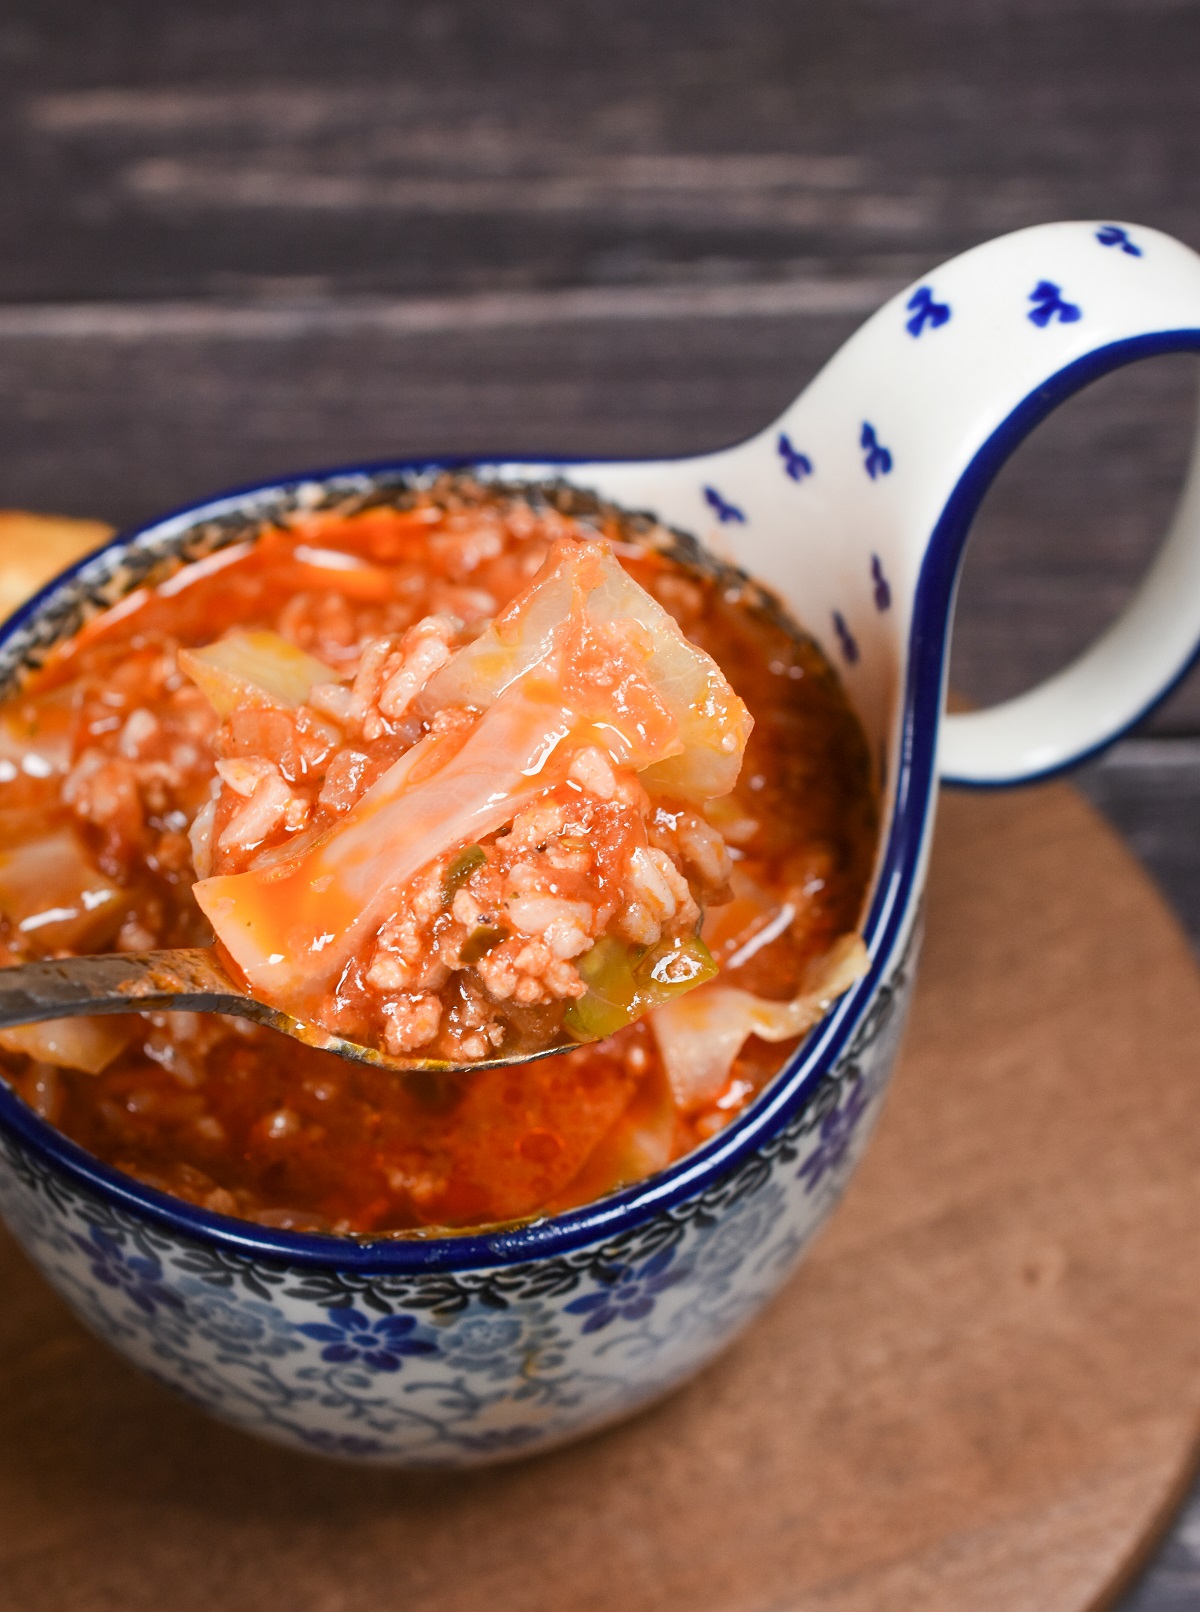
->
[564,1247,688,1333]
[702,485,746,524]
[860,422,893,479]
[905,285,951,337]
[72,1225,183,1316]
[1096,224,1142,258]
[0,931,912,1468]
[871,554,892,612]
[692,1184,789,1282]
[434,1301,566,1381]
[177,1279,303,1358]
[777,433,814,482]
[298,1308,438,1372]
[797,1078,871,1193]
[1027,280,1082,327]
[832,610,860,665]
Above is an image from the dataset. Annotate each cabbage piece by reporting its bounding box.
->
[0,822,126,952]
[583,547,753,803]
[195,676,580,1009]
[419,538,752,802]
[416,538,592,712]
[0,684,77,779]
[0,1014,134,1074]
[195,542,751,1022]
[701,865,782,959]
[650,934,870,1113]
[179,630,342,718]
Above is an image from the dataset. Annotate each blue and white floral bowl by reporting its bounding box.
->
[2,220,1200,1466]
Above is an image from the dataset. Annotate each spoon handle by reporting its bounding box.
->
[0,950,572,1073]
[0,948,250,1027]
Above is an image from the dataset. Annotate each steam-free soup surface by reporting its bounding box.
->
[0,484,876,1233]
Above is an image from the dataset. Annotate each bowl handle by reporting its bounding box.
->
[922,224,1200,784]
[940,415,1200,783]
[547,221,1200,786]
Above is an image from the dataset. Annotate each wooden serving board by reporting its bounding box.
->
[2,782,1200,1611]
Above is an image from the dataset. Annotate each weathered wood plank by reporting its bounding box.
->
[956,354,1200,734]
[1076,740,1200,947]
[1120,1485,1200,1611]
[0,0,1195,730]
[0,307,1195,728]
[0,2,1194,302]
[0,309,857,522]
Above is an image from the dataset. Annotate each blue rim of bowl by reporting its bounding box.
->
[0,329,1196,1271]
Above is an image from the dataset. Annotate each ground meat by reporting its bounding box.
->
[290,772,725,1056]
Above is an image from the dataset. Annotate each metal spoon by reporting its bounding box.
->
[0,948,569,1074]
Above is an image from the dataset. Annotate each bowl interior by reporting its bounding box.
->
[0,461,916,1273]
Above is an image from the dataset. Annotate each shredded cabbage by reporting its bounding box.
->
[650,934,870,1112]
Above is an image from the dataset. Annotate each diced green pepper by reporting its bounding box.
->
[564,937,641,1041]
[459,924,504,964]
[633,933,718,996]
[442,843,487,904]
[564,932,718,1043]
[563,987,637,1043]
[577,935,636,992]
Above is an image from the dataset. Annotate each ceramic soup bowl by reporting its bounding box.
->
[1,220,1199,1467]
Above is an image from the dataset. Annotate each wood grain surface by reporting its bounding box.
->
[2,784,1200,1611]
[0,1,1194,731]
[1,2,1199,1603]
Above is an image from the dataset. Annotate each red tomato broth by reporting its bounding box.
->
[0,482,877,1234]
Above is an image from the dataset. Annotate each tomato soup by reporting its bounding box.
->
[0,479,876,1234]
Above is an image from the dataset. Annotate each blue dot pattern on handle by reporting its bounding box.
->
[860,423,893,480]
[703,485,746,524]
[832,611,860,665]
[1095,224,1143,258]
[776,433,813,482]
[871,554,892,612]
[904,285,951,337]
[1027,280,1082,327]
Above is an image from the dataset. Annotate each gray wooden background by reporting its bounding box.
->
[0,1,1197,1604]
